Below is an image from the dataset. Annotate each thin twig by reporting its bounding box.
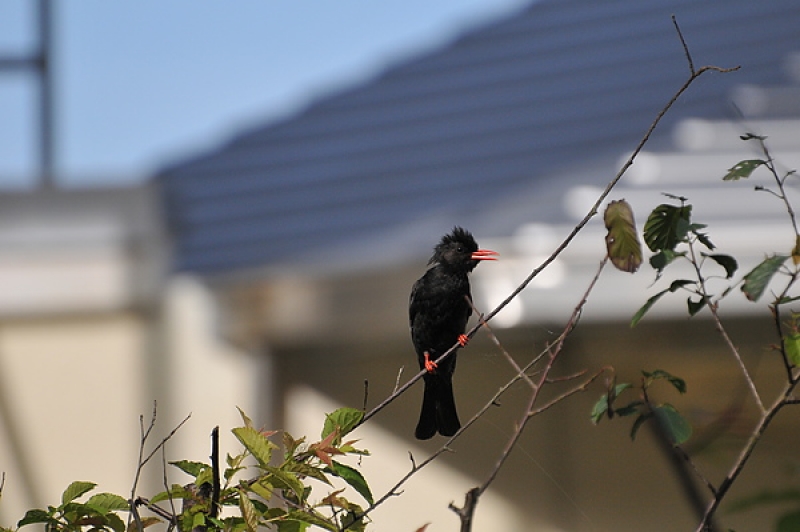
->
[127,403,191,532]
[348,20,739,529]
[695,385,799,531]
[476,257,608,497]
[528,368,609,417]
[357,334,568,524]
[141,413,192,468]
[357,56,738,429]
[466,296,537,391]
[692,134,800,530]
[687,238,765,413]
[393,368,404,394]
[672,14,695,75]
[129,402,159,532]
[162,445,178,532]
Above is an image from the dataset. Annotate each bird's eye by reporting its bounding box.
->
[456,246,464,253]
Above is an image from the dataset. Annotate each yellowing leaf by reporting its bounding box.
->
[604,199,642,273]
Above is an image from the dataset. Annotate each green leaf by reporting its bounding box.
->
[283,511,332,531]
[17,509,53,527]
[340,504,367,532]
[321,408,364,441]
[667,279,695,292]
[691,226,715,251]
[249,480,274,502]
[590,383,632,423]
[170,460,208,478]
[284,461,331,484]
[630,412,652,441]
[723,159,767,181]
[741,255,789,301]
[277,523,311,532]
[329,461,374,505]
[232,426,277,468]
[630,280,694,327]
[590,395,610,424]
[264,466,305,499]
[687,295,709,317]
[604,199,642,273]
[150,484,192,504]
[704,253,738,278]
[642,369,687,394]
[191,512,206,531]
[86,492,129,513]
[740,132,767,142]
[649,249,686,274]
[62,481,97,505]
[127,516,161,532]
[239,491,259,532]
[237,406,254,429]
[614,401,644,417]
[653,404,692,444]
[631,290,668,327]
[784,333,800,366]
[643,203,692,252]
[104,511,127,532]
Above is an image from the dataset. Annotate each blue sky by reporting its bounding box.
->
[0,0,528,187]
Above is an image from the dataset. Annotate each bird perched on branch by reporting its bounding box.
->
[410,227,498,439]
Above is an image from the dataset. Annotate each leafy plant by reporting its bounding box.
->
[592,369,691,445]
[151,407,371,532]
[17,481,128,532]
[8,408,371,532]
[631,194,738,327]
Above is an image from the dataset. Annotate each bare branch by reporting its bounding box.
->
[357,48,738,430]
[466,296,537,391]
[695,388,799,531]
[477,257,609,498]
[127,402,191,532]
[672,15,695,75]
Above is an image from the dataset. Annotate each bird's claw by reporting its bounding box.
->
[423,352,438,373]
[458,334,469,347]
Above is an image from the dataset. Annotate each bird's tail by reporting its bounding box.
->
[415,375,461,439]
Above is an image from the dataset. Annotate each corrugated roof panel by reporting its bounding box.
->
[158,0,800,276]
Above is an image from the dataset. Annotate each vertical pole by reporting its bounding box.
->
[38,0,55,188]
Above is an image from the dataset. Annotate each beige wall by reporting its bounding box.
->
[0,314,146,519]
[0,275,258,527]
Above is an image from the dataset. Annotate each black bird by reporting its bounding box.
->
[410,227,497,439]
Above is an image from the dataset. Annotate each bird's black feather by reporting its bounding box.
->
[410,227,489,439]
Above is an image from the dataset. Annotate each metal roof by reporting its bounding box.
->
[156,0,800,278]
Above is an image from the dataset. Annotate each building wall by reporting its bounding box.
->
[273,314,789,531]
[0,313,147,519]
[0,189,259,527]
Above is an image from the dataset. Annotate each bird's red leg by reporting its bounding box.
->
[458,334,469,347]
[423,351,438,373]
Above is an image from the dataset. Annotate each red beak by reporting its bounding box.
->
[471,249,499,261]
